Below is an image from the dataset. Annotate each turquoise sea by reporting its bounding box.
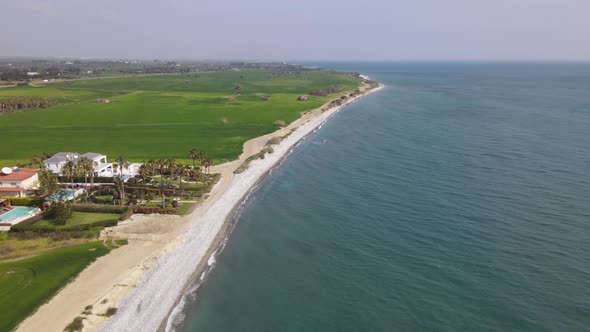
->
[178,63,590,331]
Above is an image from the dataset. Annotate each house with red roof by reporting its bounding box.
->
[0,167,39,197]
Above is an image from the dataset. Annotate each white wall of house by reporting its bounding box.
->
[0,173,39,197]
[44,161,66,174]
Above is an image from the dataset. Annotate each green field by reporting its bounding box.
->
[32,212,120,229]
[0,241,111,331]
[0,70,361,165]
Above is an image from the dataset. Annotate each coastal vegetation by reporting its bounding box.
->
[0,69,362,166]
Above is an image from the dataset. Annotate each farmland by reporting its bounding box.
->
[0,70,362,165]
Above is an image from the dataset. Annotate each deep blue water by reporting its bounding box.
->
[179,63,590,331]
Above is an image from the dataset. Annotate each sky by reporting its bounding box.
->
[1,0,589,61]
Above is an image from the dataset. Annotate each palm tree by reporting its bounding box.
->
[77,157,94,199]
[90,160,98,191]
[138,161,151,181]
[61,160,77,202]
[157,159,166,208]
[114,156,130,177]
[114,156,130,204]
[188,166,202,182]
[179,165,191,188]
[189,149,201,169]
[202,156,212,174]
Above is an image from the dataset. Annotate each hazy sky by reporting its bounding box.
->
[1,0,589,61]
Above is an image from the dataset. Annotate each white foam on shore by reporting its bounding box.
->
[99,85,383,332]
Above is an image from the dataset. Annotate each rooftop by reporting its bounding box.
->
[81,152,106,160]
[0,168,38,181]
[43,152,81,164]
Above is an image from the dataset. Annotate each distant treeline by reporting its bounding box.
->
[310,87,342,97]
[0,66,81,81]
[0,96,57,114]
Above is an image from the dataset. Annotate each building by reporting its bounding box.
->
[43,152,81,174]
[43,152,115,177]
[43,152,139,177]
[81,152,114,177]
[0,167,39,197]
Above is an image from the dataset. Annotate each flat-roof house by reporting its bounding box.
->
[0,167,39,197]
[43,152,115,177]
[81,152,114,177]
[43,152,81,175]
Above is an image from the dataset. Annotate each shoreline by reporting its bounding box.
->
[15,81,383,332]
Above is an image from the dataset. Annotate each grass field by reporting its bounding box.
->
[0,241,111,331]
[0,70,361,165]
[0,233,91,261]
[32,212,120,229]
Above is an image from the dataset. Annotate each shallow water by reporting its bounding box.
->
[178,62,590,331]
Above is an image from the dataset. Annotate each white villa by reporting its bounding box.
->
[0,167,39,197]
[43,152,140,178]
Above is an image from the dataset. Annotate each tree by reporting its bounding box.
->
[167,159,177,182]
[114,156,130,204]
[114,156,130,177]
[179,165,191,188]
[77,157,94,199]
[90,160,97,192]
[113,177,125,205]
[202,156,212,174]
[156,159,167,208]
[48,202,73,225]
[61,160,77,202]
[189,149,202,169]
[138,160,154,181]
[38,170,59,197]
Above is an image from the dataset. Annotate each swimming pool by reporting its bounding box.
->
[49,189,78,202]
[0,207,38,223]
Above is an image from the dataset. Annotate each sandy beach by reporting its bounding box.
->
[15,82,382,332]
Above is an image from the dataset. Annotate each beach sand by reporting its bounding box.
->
[15,82,383,332]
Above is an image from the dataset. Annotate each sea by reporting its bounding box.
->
[176,62,590,331]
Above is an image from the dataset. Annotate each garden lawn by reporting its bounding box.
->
[33,212,120,229]
[0,241,111,332]
[0,70,362,165]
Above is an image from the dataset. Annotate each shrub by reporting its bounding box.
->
[265,137,281,146]
[47,202,73,225]
[119,207,133,221]
[0,196,43,207]
[104,307,117,317]
[64,317,84,332]
[0,245,13,256]
[115,239,128,246]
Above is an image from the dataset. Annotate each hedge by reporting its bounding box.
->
[9,212,47,229]
[57,176,116,184]
[133,207,176,215]
[11,218,118,233]
[0,196,43,207]
[71,203,128,214]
